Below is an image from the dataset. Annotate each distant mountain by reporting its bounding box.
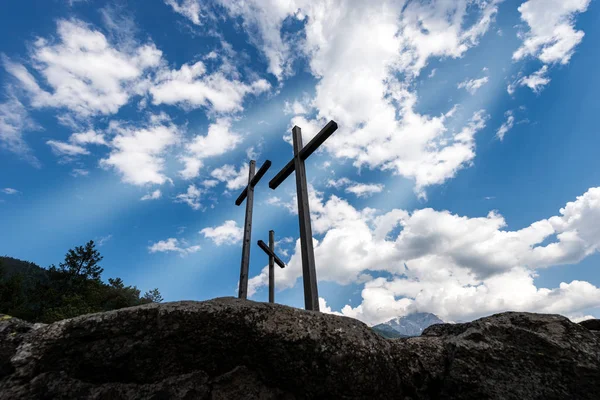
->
[373,312,444,338]
[371,324,408,339]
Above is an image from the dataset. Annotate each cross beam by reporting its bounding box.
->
[257,231,285,304]
[236,159,271,299]
[268,120,338,311]
[269,121,338,190]
[235,160,272,206]
[257,239,286,269]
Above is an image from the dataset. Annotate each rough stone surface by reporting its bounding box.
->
[1,298,599,399]
[580,319,600,335]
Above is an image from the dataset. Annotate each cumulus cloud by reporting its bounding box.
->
[457,76,489,95]
[251,186,600,324]
[178,118,242,180]
[150,61,270,113]
[46,129,108,159]
[2,188,20,195]
[175,184,202,210]
[210,0,501,196]
[141,189,162,201]
[3,19,162,119]
[283,95,312,115]
[200,220,244,245]
[100,114,180,186]
[148,237,201,255]
[210,164,249,191]
[513,0,591,65]
[519,66,551,93]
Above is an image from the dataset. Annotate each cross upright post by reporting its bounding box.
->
[235,159,272,299]
[257,230,286,303]
[269,121,338,311]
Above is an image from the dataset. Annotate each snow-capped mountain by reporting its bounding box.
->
[373,312,444,337]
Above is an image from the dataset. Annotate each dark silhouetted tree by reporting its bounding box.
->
[0,241,163,323]
[142,288,164,303]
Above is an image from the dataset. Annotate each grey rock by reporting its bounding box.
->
[1,298,599,399]
[0,314,38,379]
[580,318,600,334]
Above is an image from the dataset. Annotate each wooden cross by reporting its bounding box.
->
[269,120,338,311]
[235,159,272,299]
[257,230,286,303]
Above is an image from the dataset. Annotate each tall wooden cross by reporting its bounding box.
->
[235,159,272,299]
[257,230,286,303]
[269,120,338,311]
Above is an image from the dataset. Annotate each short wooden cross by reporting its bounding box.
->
[269,120,338,311]
[235,159,272,299]
[257,230,286,303]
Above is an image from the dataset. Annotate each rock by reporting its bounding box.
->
[0,314,36,379]
[1,298,599,399]
[580,319,600,333]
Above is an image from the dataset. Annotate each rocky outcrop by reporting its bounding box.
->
[1,298,599,399]
[580,319,600,336]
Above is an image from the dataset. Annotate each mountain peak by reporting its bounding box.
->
[374,312,444,337]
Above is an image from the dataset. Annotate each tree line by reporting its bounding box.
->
[0,240,162,323]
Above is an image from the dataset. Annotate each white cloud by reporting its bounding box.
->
[100,114,180,186]
[569,315,596,323]
[97,234,112,247]
[210,164,249,191]
[164,0,203,25]
[250,186,600,324]
[187,118,241,158]
[457,76,489,95]
[148,237,201,255]
[496,110,515,140]
[150,61,270,113]
[3,19,162,119]
[513,0,591,65]
[217,0,300,80]
[212,0,501,194]
[141,189,162,201]
[2,188,20,195]
[0,93,41,166]
[200,219,244,245]
[47,140,89,156]
[283,96,312,115]
[70,168,89,177]
[70,130,107,145]
[346,183,385,198]
[179,118,242,179]
[202,179,219,188]
[175,184,202,210]
[327,178,384,198]
[519,65,551,93]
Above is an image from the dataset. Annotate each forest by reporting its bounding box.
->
[0,240,162,323]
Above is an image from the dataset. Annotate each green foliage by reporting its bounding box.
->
[0,241,163,323]
[142,288,164,303]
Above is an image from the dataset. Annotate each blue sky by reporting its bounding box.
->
[1,0,599,325]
